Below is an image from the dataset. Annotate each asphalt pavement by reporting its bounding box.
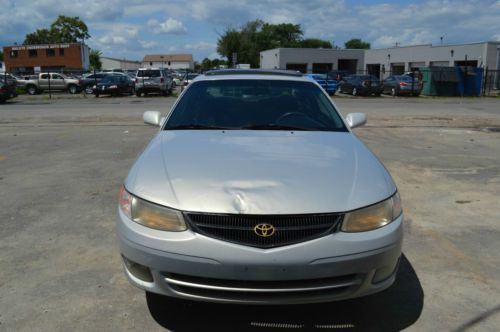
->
[0,94,499,331]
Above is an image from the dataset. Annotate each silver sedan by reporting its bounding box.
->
[117,69,403,304]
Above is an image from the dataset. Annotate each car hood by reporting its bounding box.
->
[125,130,396,214]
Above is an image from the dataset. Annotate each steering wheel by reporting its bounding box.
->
[276,112,306,123]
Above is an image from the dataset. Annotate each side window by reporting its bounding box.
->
[40,74,49,79]
[52,74,63,80]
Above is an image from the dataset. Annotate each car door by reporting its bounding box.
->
[383,76,394,93]
[342,77,352,93]
[39,73,50,89]
[50,73,65,90]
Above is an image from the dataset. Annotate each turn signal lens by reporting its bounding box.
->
[118,186,132,219]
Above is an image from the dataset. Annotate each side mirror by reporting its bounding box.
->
[345,112,367,129]
[143,111,162,126]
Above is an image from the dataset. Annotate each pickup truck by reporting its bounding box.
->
[17,73,81,95]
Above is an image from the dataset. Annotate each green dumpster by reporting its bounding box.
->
[420,67,458,96]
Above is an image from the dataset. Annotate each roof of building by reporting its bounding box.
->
[142,54,193,62]
[101,56,140,63]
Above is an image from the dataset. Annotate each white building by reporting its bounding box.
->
[364,41,500,78]
[101,57,141,71]
[142,54,194,70]
[260,48,365,73]
[260,41,500,78]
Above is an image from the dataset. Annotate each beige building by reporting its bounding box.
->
[101,56,141,71]
[142,54,194,70]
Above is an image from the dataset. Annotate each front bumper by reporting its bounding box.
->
[117,209,403,304]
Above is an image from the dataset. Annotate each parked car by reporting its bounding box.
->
[382,75,422,96]
[172,75,182,87]
[0,79,18,103]
[93,75,135,97]
[135,68,173,96]
[305,73,337,95]
[117,69,403,305]
[80,72,133,94]
[182,73,199,86]
[79,72,109,94]
[338,75,382,96]
[19,73,80,95]
[328,70,351,82]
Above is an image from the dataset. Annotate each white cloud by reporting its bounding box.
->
[2,0,500,61]
[139,40,158,49]
[147,18,187,34]
[184,42,217,51]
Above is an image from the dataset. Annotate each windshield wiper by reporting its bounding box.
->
[241,124,309,131]
[167,124,229,130]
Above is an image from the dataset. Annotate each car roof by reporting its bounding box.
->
[196,69,310,83]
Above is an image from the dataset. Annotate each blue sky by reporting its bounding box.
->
[1,0,500,62]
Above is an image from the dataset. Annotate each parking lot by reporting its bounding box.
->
[1,94,499,331]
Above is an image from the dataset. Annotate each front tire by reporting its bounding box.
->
[68,84,78,94]
[27,85,38,95]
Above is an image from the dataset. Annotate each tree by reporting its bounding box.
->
[24,28,56,45]
[23,15,90,45]
[89,49,102,70]
[200,58,228,72]
[217,28,243,66]
[344,38,370,49]
[50,15,90,43]
[300,38,333,49]
[217,20,330,68]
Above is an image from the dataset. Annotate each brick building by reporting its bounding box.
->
[2,42,90,74]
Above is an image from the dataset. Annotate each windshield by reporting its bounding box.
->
[137,70,161,78]
[164,79,347,132]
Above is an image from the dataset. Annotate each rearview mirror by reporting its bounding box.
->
[345,113,367,129]
[143,111,161,126]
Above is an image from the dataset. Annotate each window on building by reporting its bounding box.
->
[29,50,38,58]
[46,49,56,57]
[59,49,65,56]
[10,50,18,58]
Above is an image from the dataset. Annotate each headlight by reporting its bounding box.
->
[92,85,96,88]
[110,85,118,89]
[119,186,186,231]
[341,192,402,232]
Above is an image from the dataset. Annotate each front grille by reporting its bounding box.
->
[185,212,343,248]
